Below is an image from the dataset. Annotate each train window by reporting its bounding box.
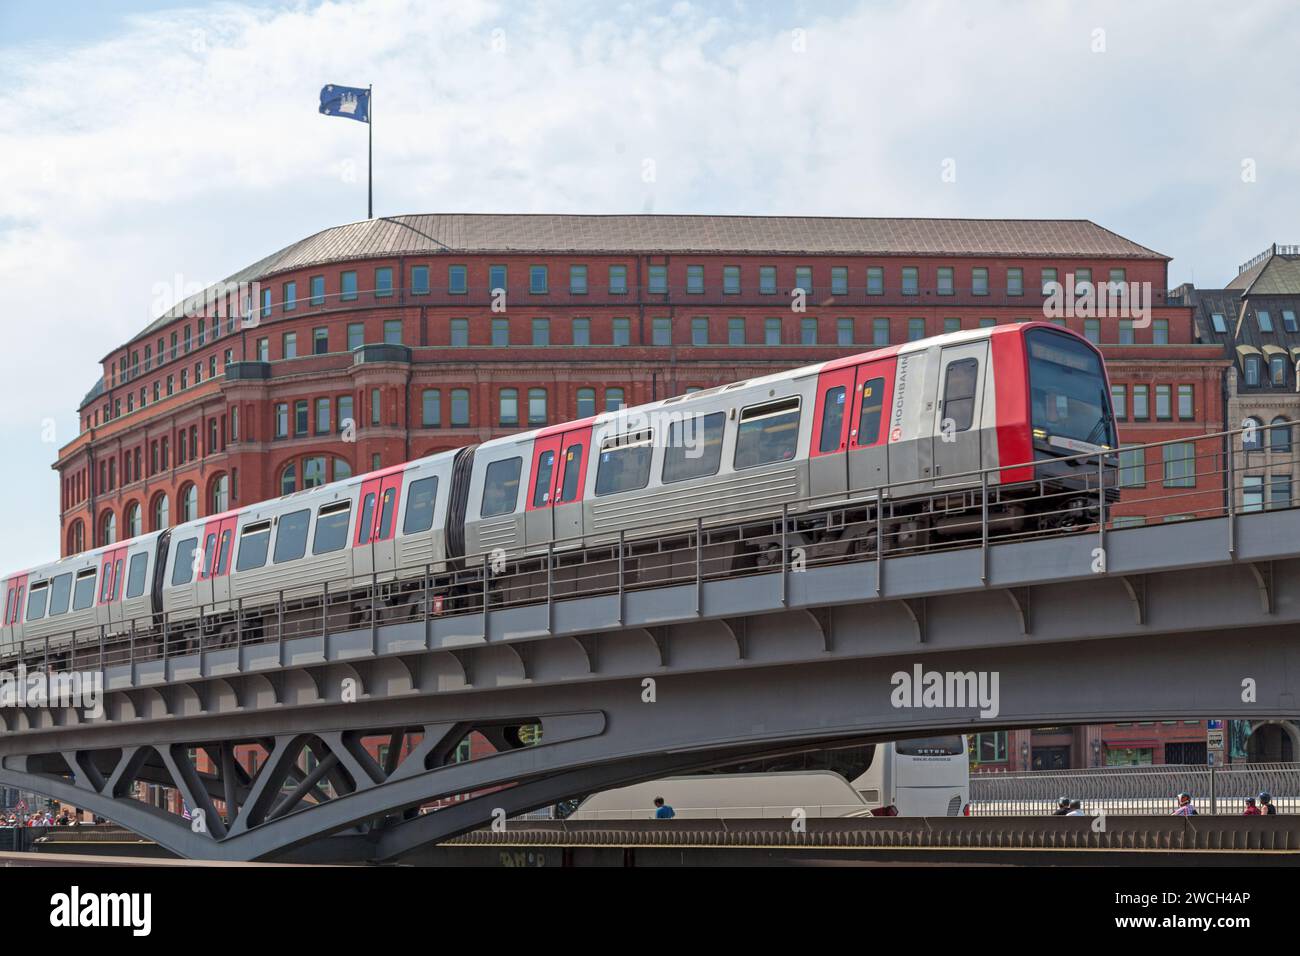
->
[818,386,846,452]
[559,445,584,502]
[532,450,555,507]
[403,477,439,534]
[481,457,523,517]
[662,413,724,484]
[125,553,149,599]
[202,534,218,578]
[12,586,23,622]
[312,501,352,554]
[358,493,376,543]
[858,377,885,445]
[236,523,271,570]
[3,587,11,624]
[941,358,979,432]
[378,488,398,539]
[100,564,114,602]
[26,583,49,621]
[595,430,653,496]
[734,397,801,470]
[171,539,197,586]
[113,559,124,600]
[73,568,98,609]
[273,509,311,563]
[48,573,72,616]
[217,531,233,574]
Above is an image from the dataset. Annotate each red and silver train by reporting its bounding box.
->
[0,321,1116,658]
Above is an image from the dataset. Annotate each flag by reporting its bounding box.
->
[319,84,370,123]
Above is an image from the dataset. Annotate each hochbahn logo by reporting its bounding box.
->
[0,664,103,718]
[890,663,1000,718]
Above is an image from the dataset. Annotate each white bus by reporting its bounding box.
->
[569,736,970,820]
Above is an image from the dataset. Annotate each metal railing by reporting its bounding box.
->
[5,419,1296,676]
[970,761,1300,816]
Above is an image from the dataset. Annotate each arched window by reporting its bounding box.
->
[605,387,626,412]
[125,502,142,538]
[101,511,117,546]
[281,461,297,496]
[67,520,85,555]
[1270,417,1292,453]
[576,388,596,418]
[152,493,170,531]
[180,483,198,522]
[1243,416,1264,451]
[210,474,229,512]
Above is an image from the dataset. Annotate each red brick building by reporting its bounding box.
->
[52,213,1229,777]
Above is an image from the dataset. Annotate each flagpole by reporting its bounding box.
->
[367,85,373,220]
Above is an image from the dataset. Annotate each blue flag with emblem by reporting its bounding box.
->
[319,84,370,123]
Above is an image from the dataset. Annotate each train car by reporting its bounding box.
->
[0,533,164,660]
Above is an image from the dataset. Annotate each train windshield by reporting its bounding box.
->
[1027,329,1115,448]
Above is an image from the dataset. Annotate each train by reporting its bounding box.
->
[1,321,1117,662]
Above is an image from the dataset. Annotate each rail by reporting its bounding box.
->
[2,418,1291,675]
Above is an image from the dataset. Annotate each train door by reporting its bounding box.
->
[199,516,238,609]
[932,342,987,486]
[847,360,895,495]
[3,573,29,648]
[526,427,592,549]
[354,473,403,578]
[98,546,127,629]
[809,366,855,499]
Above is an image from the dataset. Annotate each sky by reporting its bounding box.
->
[0,0,1297,573]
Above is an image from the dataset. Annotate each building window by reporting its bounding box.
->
[605,387,625,412]
[310,275,325,305]
[1284,310,1298,332]
[801,318,817,346]
[1084,319,1100,344]
[370,388,382,426]
[341,270,357,301]
[764,317,781,345]
[313,327,328,354]
[837,318,853,346]
[1132,384,1149,419]
[724,266,741,295]
[944,317,961,333]
[532,318,550,346]
[577,388,596,418]
[486,264,506,294]
[450,319,469,347]
[1118,447,1146,487]
[295,399,309,435]
[727,317,746,345]
[901,267,918,296]
[692,317,709,346]
[411,265,429,295]
[1041,268,1058,294]
[153,495,169,531]
[1257,310,1273,333]
[937,267,954,296]
[795,267,813,297]
[303,457,327,489]
[1243,475,1265,513]
[1153,318,1169,344]
[489,317,509,348]
[256,338,269,362]
[1244,355,1261,387]
[648,266,667,294]
[652,317,671,346]
[612,317,631,346]
[499,388,519,426]
[908,318,925,341]
[1269,417,1292,452]
[373,267,393,298]
[1243,416,1263,451]
[1270,474,1292,509]
[971,268,988,296]
[759,266,777,295]
[831,267,848,296]
[383,320,402,345]
[1117,319,1134,345]
[1210,312,1227,333]
[1111,384,1127,419]
[315,397,330,434]
[451,389,469,427]
[572,317,590,346]
[261,287,272,318]
[1074,268,1093,294]
[422,389,441,427]
[528,388,547,426]
[608,265,628,294]
[1007,268,1023,297]
[280,462,296,496]
[529,265,548,294]
[211,474,229,512]
[338,395,354,433]
[280,332,296,360]
[447,265,467,295]
[283,281,297,311]
[687,265,704,294]
[347,323,364,351]
[181,483,198,522]
[569,265,587,294]
[1272,354,1287,386]
[1154,384,1171,420]
[865,267,883,296]
[873,317,889,346]
[274,403,288,438]
[1162,443,1195,488]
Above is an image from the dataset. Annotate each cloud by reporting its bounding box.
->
[0,0,1298,569]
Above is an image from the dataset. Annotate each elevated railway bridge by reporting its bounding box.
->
[1,427,1299,862]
